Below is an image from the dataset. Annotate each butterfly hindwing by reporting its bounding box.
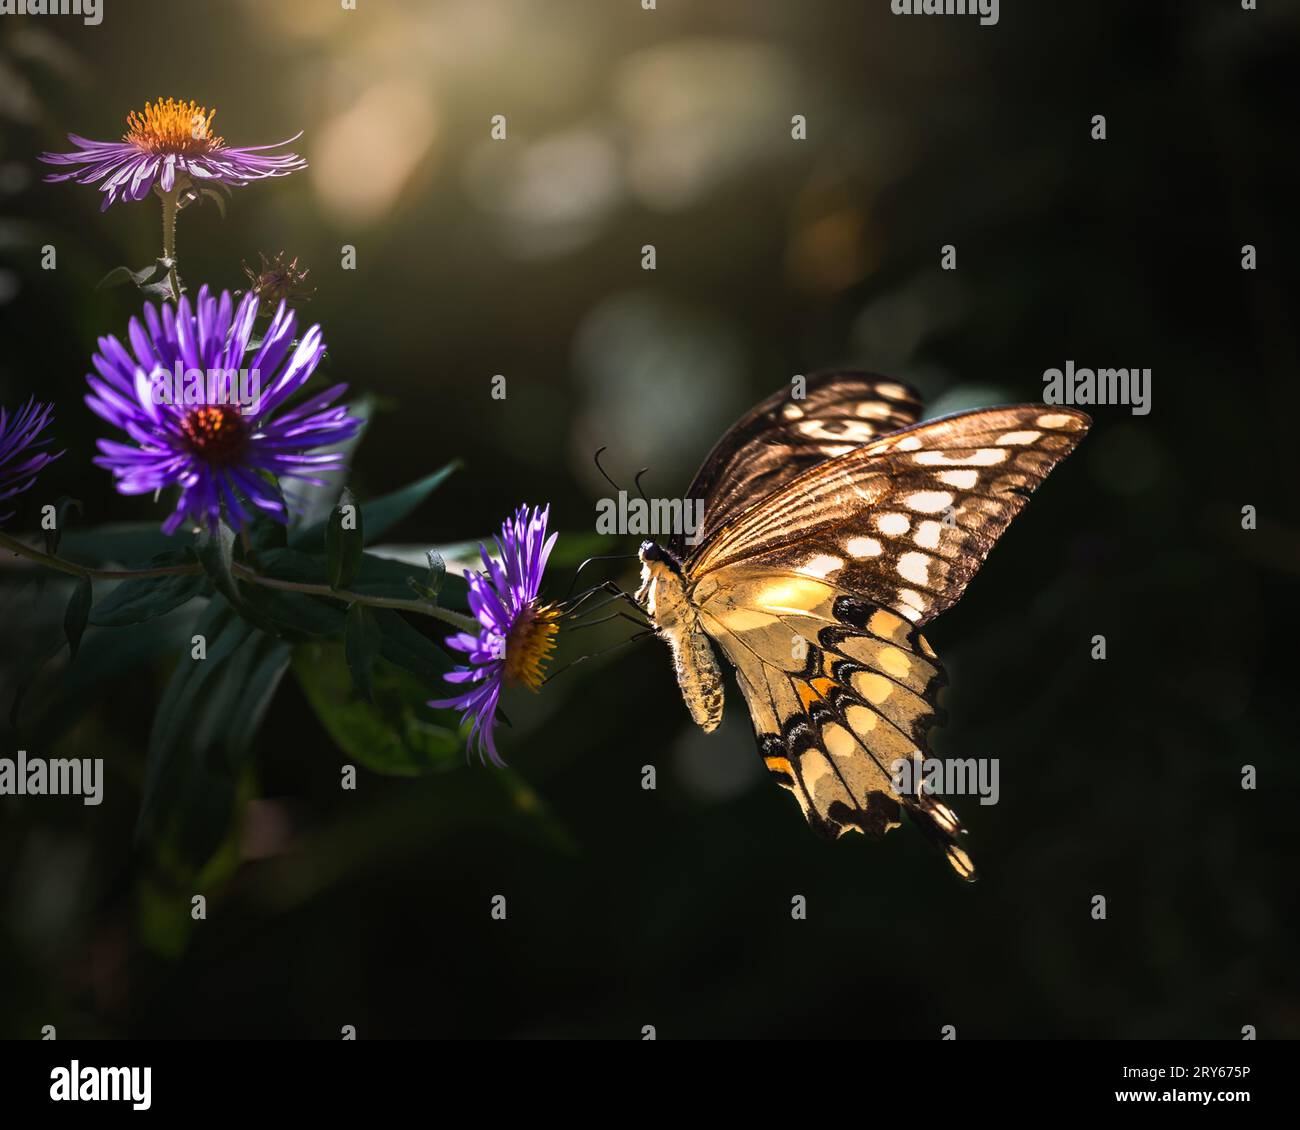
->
[693,568,975,877]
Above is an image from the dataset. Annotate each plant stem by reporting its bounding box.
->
[0,530,479,632]
[160,187,181,302]
[0,530,193,580]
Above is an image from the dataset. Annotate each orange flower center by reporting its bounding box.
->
[125,98,224,156]
[502,604,560,691]
[180,405,247,465]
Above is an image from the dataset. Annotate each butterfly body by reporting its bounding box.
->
[635,371,1090,879]
[636,541,725,732]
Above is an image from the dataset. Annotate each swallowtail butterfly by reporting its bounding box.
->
[634,371,1089,879]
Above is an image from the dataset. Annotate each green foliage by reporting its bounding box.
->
[63,575,92,661]
[293,460,460,549]
[344,602,379,701]
[293,642,461,776]
[138,597,293,867]
[91,554,207,626]
[326,489,364,589]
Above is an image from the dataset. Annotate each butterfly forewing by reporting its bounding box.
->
[687,405,1090,626]
[669,371,923,555]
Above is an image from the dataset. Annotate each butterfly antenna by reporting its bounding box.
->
[634,467,650,502]
[593,445,623,494]
[561,554,639,602]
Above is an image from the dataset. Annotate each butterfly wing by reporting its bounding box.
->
[669,371,923,555]
[681,404,1090,876]
[694,573,975,876]
[689,406,1091,625]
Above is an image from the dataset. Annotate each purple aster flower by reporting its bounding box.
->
[0,399,63,525]
[432,504,561,767]
[40,98,306,211]
[86,285,360,535]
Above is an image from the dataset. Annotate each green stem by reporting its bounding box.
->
[0,530,192,580]
[0,530,480,632]
[160,188,181,302]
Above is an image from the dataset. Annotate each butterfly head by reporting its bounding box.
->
[637,539,681,572]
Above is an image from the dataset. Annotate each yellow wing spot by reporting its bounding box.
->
[875,382,911,400]
[945,844,976,880]
[904,491,953,513]
[781,403,805,419]
[914,448,1007,467]
[895,588,928,620]
[799,748,836,794]
[997,429,1042,445]
[915,520,942,549]
[877,646,912,678]
[1036,413,1077,429]
[876,512,910,536]
[929,800,961,835]
[867,609,907,641]
[844,704,879,734]
[796,554,844,579]
[897,551,930,587]
[846,535,883,557]
[755,578,833,615]
[858,401,896,419]
[894,435,923,451]
[853,671,894,704]
[822,723,858,761]
[938,469,978,489]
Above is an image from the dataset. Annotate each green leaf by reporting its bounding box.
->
[239,586,346,641]
[90,569,207,627]
[138,599,292,864]
[255,546,436,604]
[294,642,461,776]
[326,489,363,589]
[95,262,160,291]
[63,575,92,661]
[293,460,460,550]
[344,602,379,701]
[373,608,450,683]
[58,522,185,565]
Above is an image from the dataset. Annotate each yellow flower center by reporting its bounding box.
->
[502,604,560,691]
[125,98,224,156]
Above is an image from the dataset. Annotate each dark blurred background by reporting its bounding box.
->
[1,0,1297,1039]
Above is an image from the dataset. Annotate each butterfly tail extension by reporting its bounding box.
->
[903,792,978,882]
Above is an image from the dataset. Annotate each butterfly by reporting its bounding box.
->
[633,371,1090,879]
